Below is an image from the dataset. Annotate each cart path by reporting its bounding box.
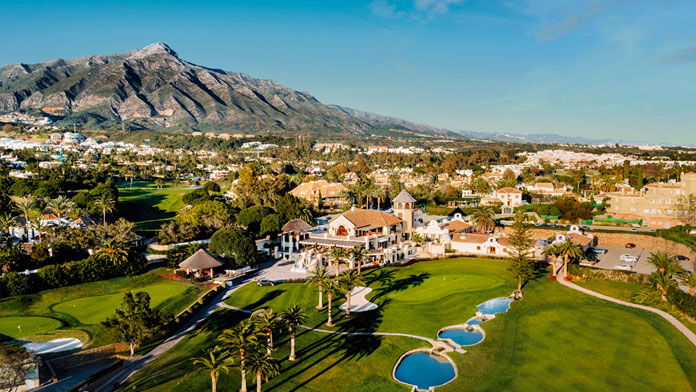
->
[217,303,433,343]
[558,278,696,347]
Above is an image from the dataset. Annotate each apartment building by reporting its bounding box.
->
[606,172,696,228]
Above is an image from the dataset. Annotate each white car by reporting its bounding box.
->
[620,254,637,262]
[615,264,634,271]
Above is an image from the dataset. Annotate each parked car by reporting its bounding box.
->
[649,229,656,232]
[614,264,634,271]
[625,243,636,248]
[256,279,275,286]
[593,248,608,255]
[581,225,590,230]
[620,254,637,262]
[676,255,690,261]
[630,228,638,232]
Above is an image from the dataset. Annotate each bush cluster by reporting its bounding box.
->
[0,252,147,298]
[667,286,696,319]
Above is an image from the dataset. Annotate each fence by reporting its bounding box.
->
[47,342,130,372]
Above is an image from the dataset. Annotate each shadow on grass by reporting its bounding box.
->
[370,272,430,301]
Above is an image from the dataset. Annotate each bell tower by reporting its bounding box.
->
[393,190,417,237]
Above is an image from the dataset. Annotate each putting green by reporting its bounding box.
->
[385,273,505,303]
[52,283,189,325]
[0,316,62,339]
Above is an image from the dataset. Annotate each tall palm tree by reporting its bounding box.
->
[93,194,115,227]
[339,269,365,317]
[29,215,46,243]
[649,271,677,302]
[328,247,348,276]
[350,246,369,276]
[14,197,35,242]
[95,238,129,266]
[280,304,307,361]
[324,279,341,327]
[556,239,584,277]
[470,205,496,233]
[306,265,331,309]
[646,251,684,277]
[218,319,264,392]
[252,309,280,354]
[191,346,234,392]
[247,350,281,392]
[0,213,15,236]
[543,244,561,276]
[46,195,75,220]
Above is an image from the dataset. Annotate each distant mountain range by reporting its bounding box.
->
[0,43,679,146]
[0,43,457,137]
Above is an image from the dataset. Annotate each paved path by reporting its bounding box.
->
[558,278,696,347]
[218,303,433,343]
[95,281,251,392]
[338,286,378,313]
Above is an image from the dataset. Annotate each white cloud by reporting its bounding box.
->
[368,0,464,19]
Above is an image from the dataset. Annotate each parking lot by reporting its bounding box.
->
[591,244,694,275]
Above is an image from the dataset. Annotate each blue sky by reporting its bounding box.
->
[1,0,695,144]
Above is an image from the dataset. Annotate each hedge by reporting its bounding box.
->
[0,252,147,298]
[667,286,696,319]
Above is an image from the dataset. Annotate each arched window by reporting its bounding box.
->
[336,225,348,236]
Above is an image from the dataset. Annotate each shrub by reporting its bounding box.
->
[1,272,30,297]
[667,287,696,319]
[38,264,70,289]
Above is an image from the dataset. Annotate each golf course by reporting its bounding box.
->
[117,181,192,233]
[118,258,696,392]
[0,270,203,346]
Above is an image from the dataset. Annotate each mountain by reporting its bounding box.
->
[0,43,459,137]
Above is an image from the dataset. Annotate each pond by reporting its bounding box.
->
[476,297,514,315]
[394,352,456,390]
[466,318,483,325]
[438,328,484,346]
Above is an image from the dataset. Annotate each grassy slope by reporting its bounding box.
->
[117,181,189,233]
[120,259,696,392]
[0,270,203,345]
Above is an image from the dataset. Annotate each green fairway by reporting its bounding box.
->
[51,283,190,325]
[118,181,191,232]
[119,258,696,392]
[0,316,62,340]
[0,270,203,345]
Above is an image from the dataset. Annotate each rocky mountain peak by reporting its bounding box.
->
[131,42,178,59]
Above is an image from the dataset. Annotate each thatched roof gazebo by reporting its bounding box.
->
[281,218,312,233]
[179,249,224,278]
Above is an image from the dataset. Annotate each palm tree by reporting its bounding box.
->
[339,269,365,317]
[543,244,561,276]
[93,194,115,227]
[646,251,684,277]
[470,205,496,233]
[218,319,264,392]
[95,238,129,265]
[247,350,281,392]
[649,272,677,302]
[328,247,348,276]
[280,304,307,361]
[350,246,369,276]
[306,265,331,309]
[155,179,164,189]
[45,195,74,220]
[29,215,46,243]
[411,233,425,247]
[252,309,280,354]
[555,239,584,277]
[191,346,234,392]
[0,213,15,236]
[14,197,35,242]
[324,279,341,327]
[684,273,696,296]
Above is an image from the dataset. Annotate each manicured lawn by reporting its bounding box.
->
[119,258,696,392]
[574,279,646,302]
[0,316,62,340]
[0,270,203,345]
[118,181,191,233]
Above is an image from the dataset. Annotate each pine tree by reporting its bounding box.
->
[507,213,535,291]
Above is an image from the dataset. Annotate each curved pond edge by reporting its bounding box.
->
[393,292,520,390]
[392,348,458,391]
[436,324,486,347]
